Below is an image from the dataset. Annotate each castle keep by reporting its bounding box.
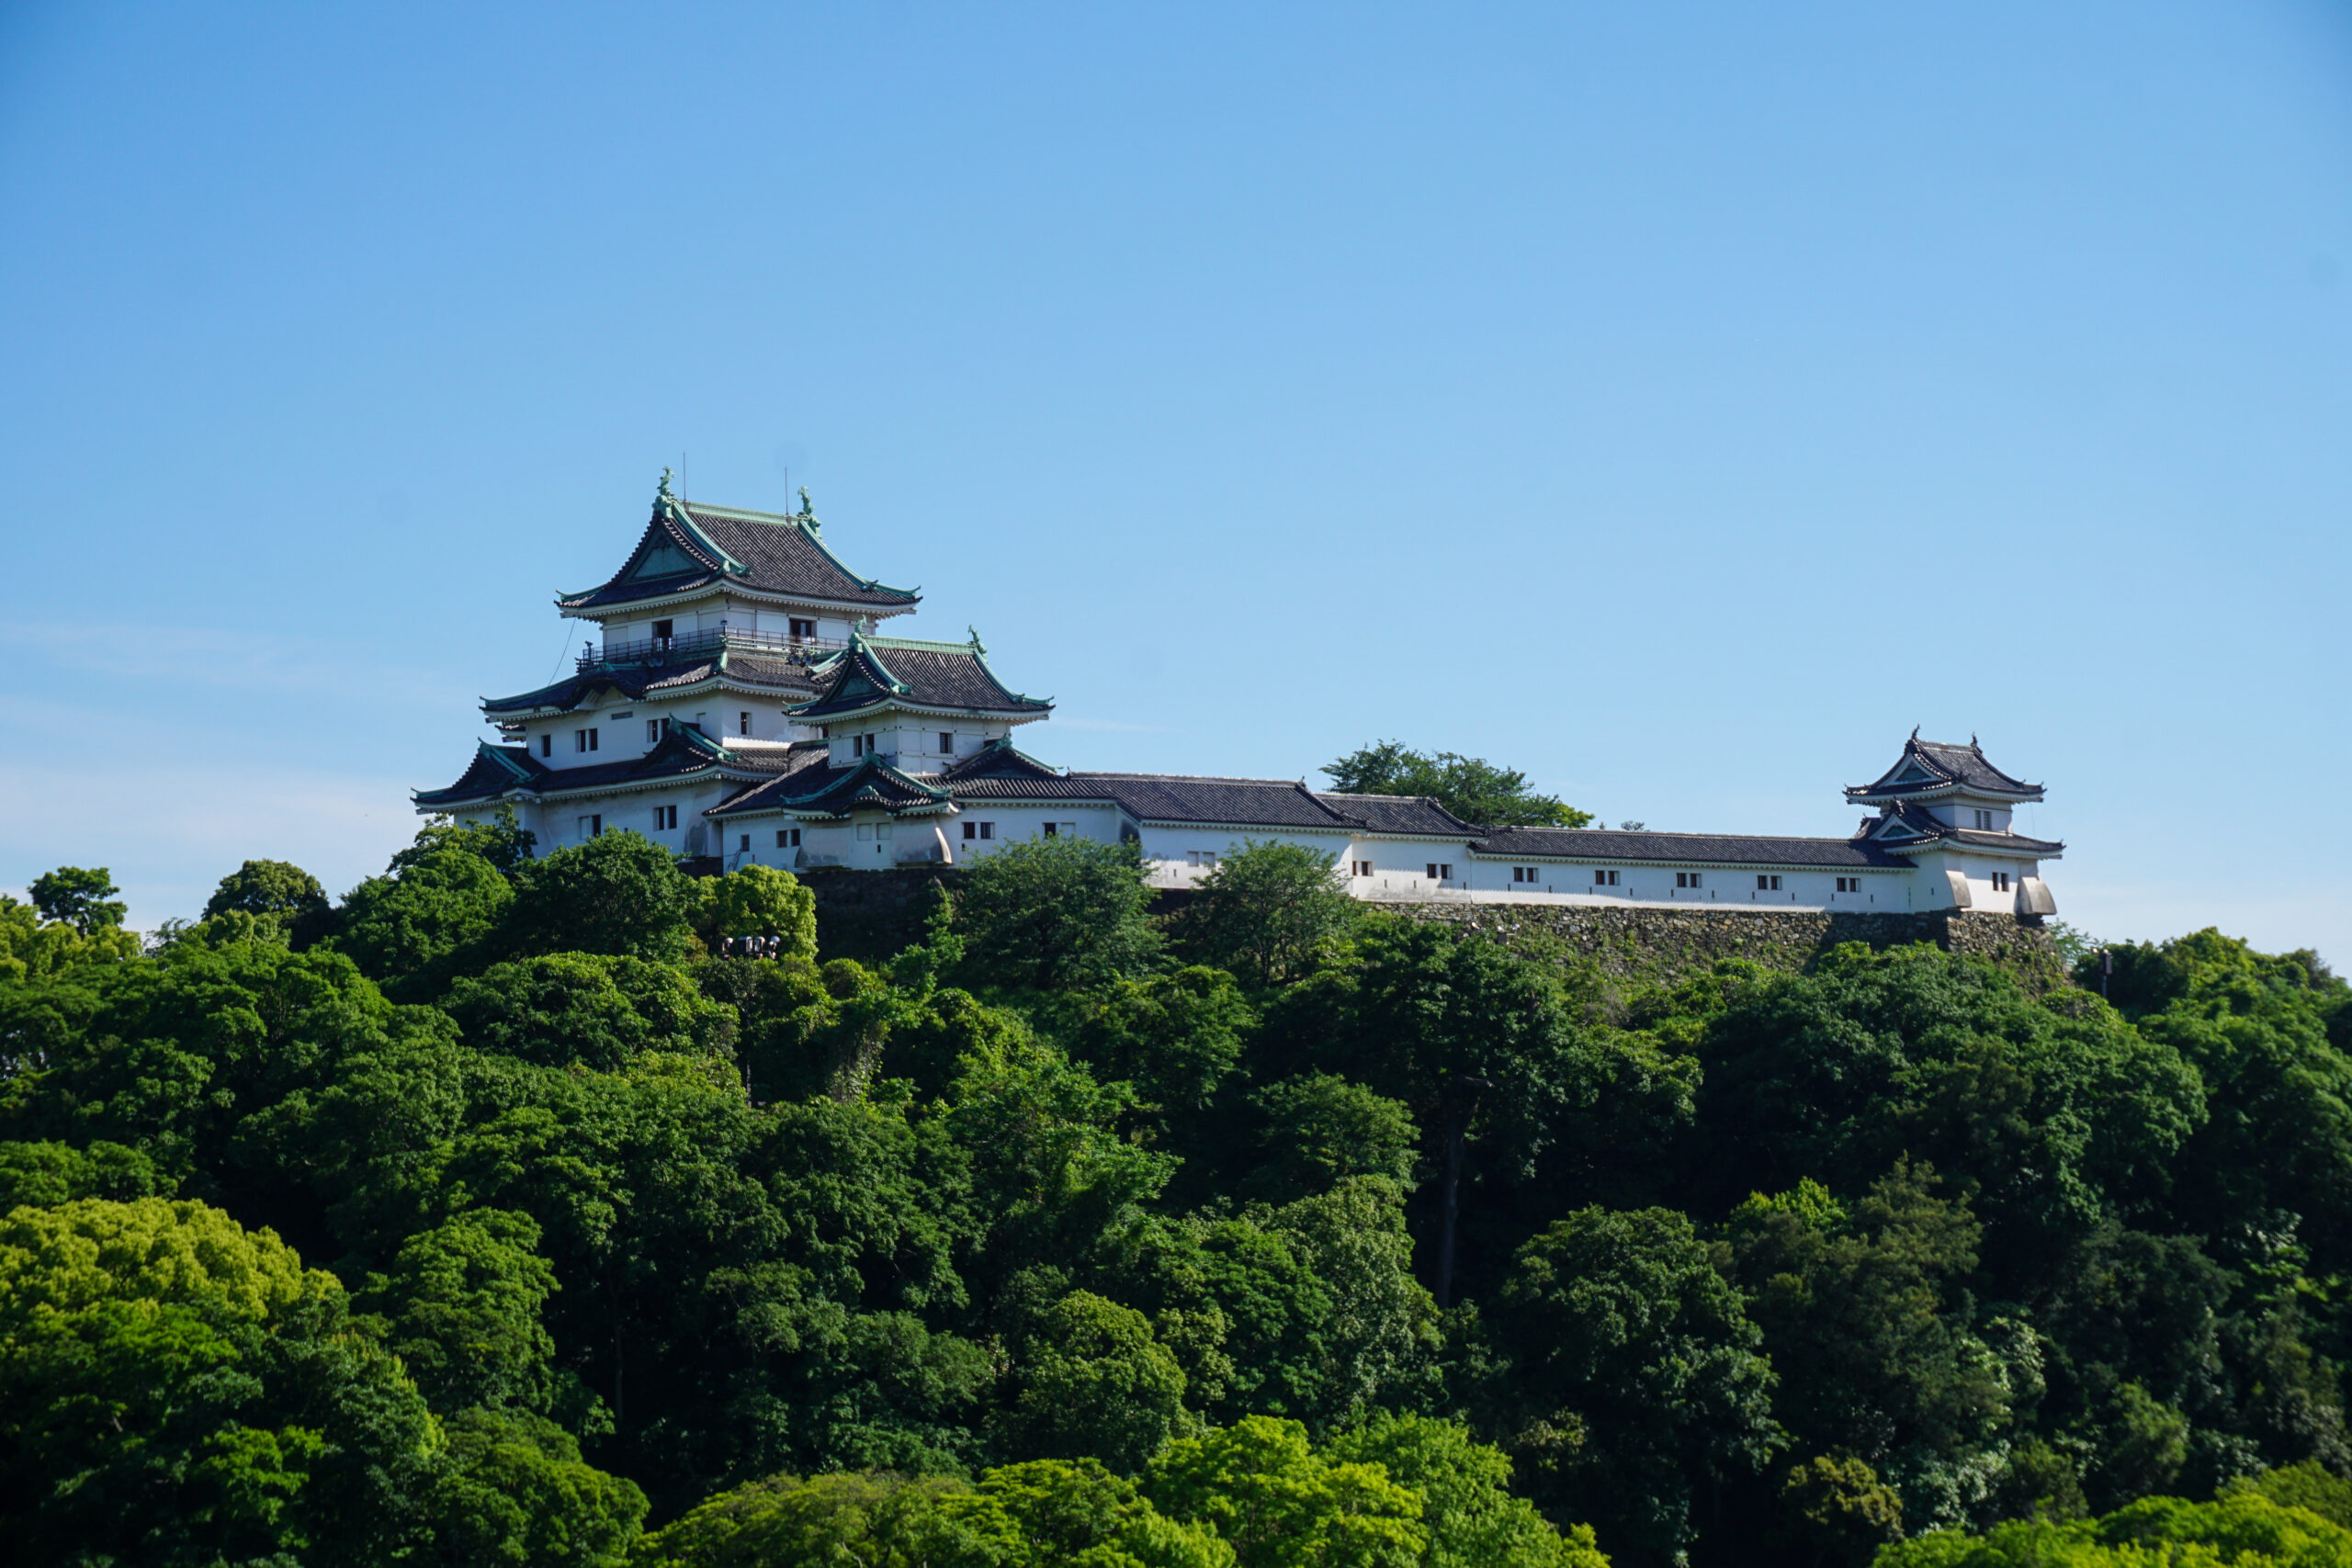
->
[419,479,2063,918]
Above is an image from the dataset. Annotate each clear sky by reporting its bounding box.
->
[3,2,2347,960]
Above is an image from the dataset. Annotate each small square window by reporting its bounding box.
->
[777,828,801,849]
[1042,822,1057,838]
[939,732,955,754]
[1677,871,1702,889]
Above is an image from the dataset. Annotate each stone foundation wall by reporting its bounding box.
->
[798,866,959,964]
[1391,903,2065,989]
[797,868,2064,988]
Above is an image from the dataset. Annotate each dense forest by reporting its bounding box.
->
[6,796,2352,1566]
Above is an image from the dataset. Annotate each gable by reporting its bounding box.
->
[627,539,706,581]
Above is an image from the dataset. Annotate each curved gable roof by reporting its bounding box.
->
[558,491,922,614]
[791,633,1052,722]
[1847,733,2042,802]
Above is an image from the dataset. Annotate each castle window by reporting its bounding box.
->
[1991,871,2013,892]
[1042,822,1057,838]
[1676,872,1702,888]
[1426,863,1453,881]
[740,712,752,736]
[1757,874,1782,891]
[1511,866,1542,883]
[1594,868,1620,886]
[1973,809,1996,830]
[939,732,955,754]
[963,821,995,841]
[652,619,673,643]
[1837,876,1859,893]
[776,829,801,849]
[789,618,817,641]
[575,728,599,752]
[1351,861,1373,877]
[577,814,602,839]
[654,805,678,830]
[539,734,552,758]
[647,719,662,743]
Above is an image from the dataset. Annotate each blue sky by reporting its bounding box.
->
[3,2,2347,960]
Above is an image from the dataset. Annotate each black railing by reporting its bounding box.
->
[581,625,851,671]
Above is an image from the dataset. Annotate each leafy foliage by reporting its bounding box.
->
[953,835,1161,988]
[1175,840,1359,987]
[10,823,2352,1568]
[1321,741,1593,829]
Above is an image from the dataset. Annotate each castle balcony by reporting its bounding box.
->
[581,625,851,672]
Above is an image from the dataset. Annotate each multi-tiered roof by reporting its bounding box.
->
[1845,732,2064,858]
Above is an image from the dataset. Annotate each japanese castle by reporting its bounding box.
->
[418,478,2062,917]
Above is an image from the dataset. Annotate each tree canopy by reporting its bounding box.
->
[1320,742,1593,829]
[6,831,2352,1568]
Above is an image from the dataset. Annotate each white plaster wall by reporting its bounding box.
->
[950,803,1124,860]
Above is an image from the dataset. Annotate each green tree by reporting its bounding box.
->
[1778,1454,1905,1568]
[635,1462,1233,1567]
[335,842,514,1000]
[1326,1410,1609,1568]
[1875,1492,2352,1567]
[695,863,819,957]
[1320,742,1590,829]
[0,1196,641,1566]
[995,1290,1191,1473]
[0,892,140,980]
[1266,918,1578,1307]
[1175,840,1357,987]
[203,858,329,923]
[1078,966,1258,1116]
[1725,1167,2011,1498]
[1487,1204,1780,1563]
[396,806,538,875]
[0,1138,164,1208]
[952,836,1160,989]
[444,952,738,1070]
[2227,1462,2352,1530]
[1244,1074,1419,1202]
[503,830,701,962]
[28,865,126,935]
[1146,1415,1428,1568]
[424,1406,646,1566]
[978,1458,1236,1566]
[356,1207,564,1415]
[631,1470,1004,1566]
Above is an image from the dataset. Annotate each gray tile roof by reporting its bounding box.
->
[415,726,745,807]
[709,756,948,818]
[1313,793,1476,835]
[1867,803,2064,856]
[1071,774,1355,829]
[1471,826,1917,869]
[1849,734,2042,800]
[482,653,817,716]
[791,637,1051,721]
[558,498,920,613]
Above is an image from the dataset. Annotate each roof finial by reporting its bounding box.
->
[1909,724,1920,741]
[797,485,814,517]
[657,467,675,502]
[1971,732,1980,749]
[968,625,988,656]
